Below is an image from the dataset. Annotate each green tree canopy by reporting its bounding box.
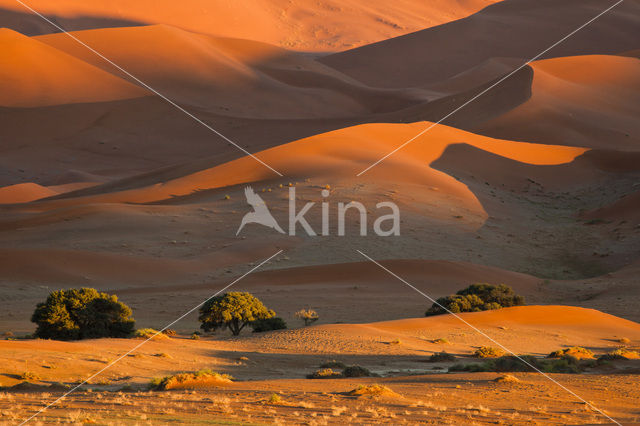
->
[198,292,275,335]
[31,288,135,340]
[426,283,524,316]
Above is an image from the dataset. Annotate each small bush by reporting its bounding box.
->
[307,368,342,379]
[133,328,167,340]
[548,347,593,359]
[251,317,287,333]
[494,374,520,383]
[31,288,135,340]
[432,338,449,344]
[267,393,282,404]
[389,338,402,345]
[617,337,631,344]
[598,348,640,362]
[426,284,524,316]
[190,333,200,340]
[347,384,399,398]
[428,352,456,362]
[474,346,506,358]
[150,369,233,390]
[295,309,319,326]
[162,329,177,336]
[342,365,372,378]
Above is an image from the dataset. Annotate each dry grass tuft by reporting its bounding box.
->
[432,338,450,344]
[474,346,505,358]
[151,369,233,390]
[494,374,520,383]
[548,347,593,360]
[347,384,401,398]
[133,328,168,340]
[307,368,342,379]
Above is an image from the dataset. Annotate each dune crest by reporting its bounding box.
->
[0,0,500,51]
[0,28,147,107]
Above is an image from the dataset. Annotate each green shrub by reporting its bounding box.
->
[426,284,524,316]
[198,292,275,336]
[428,352,456,362]
[250,317,287,333]
[31,288,135,340]
[342,365,372,377]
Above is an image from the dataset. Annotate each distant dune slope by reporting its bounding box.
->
[25,121,586,210]
[320,0,640,87]
[0,28,147,107]
[0,0,500,51]
[474,55,640,150]
[34,25,424,118]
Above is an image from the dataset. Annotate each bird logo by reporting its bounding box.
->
[236,186,285,235]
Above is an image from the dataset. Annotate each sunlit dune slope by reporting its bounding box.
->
[0,28,147,107]
[243,306,640,355]
[31,122,586,209]
[320,0,640,87]
[0,0,500,51]
[0,182,56,204]
[34,25,422,118]
[476,55,640,150]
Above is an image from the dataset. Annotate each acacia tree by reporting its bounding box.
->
[198,292,274,335]
[295,309,319,326]
[31,288,135,340]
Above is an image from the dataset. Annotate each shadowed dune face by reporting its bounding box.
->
[320,0,640,87]
[0,0,500,51]
[475,55,640,150]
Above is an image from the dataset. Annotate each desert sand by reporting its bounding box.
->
[0,0,639,424]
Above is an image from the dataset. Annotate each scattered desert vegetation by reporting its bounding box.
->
[426,284,524,316]
[347,384,400,398]
[31,288,135,340]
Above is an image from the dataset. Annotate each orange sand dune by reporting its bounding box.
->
[477,55,640,150]
[369,305,640,335]
[321,0,640,87]
[0,182,56,204]
[0,28,147,107]
[32,122,587,209]
[34,25,420,118]
[0,181,97,204]
[0,0,499,51]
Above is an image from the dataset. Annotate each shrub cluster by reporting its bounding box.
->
[426,284,524,316]
[250,317,287,333]
[31,288,135,340]
[307,364,373,379]
[450,354,591,374]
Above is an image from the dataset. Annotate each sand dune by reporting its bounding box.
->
[0,28,147,107]
[0,0,499,51]
[0,182,56,204]
[476,55,640,150]
[26,122,586,210]
[34,25,424,118]
[320,0,640,87]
